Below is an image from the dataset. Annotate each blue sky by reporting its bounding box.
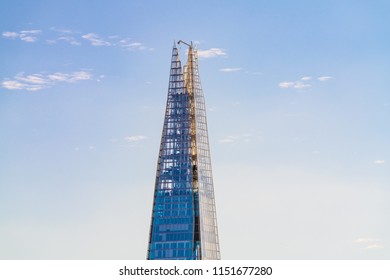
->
[1,0,389,259]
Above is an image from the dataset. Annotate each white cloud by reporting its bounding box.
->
[20,36,37,42]
[279,81,295,88]
[97,75,105,82]
[219,132,261,144]
[3,30,42,43]
[2,31,19,38]
[16,74,47,84]
[279,74,334,90]
[3,28,152,51]
[2,70,93,91]
[20,30,42,34]
[219,67,243,72]
[374,160,385,164]
[82,33,111,46]
[49,28,82,45]
[128,42,146,50]
[365,244,384,249]
[68,71,92,82]
[47,73,71,82]
[118,39,147,51]
[354,237,383,250]
[294,81,312,89]
[2,79,45,91]
[279,81,311,89]
[19,30,42,43]
[354,238,379,244]
[50,27,74,34]
[58,36,81,46]
[47,71,92,83]
[2,73,48,91]
[1,80,25,90]
[80,34,151,51]
[125,135,147,142]
[197,48,226,58]
[318,76,333,81]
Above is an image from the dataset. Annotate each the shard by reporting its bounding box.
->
[147,41,220,260]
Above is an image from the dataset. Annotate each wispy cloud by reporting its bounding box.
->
[49,27,75,34]
[279,81,311,89]
[118,39,147,51]
[2,70,93,91]
[1,80,25,90]
[355,238,378,244]
[354,237,384,250]
[80,32,151,51]
[220,132,261,144]
[68,71,92,82]
[82,33,111,46]
[2,29,42,43]
[2,31,19,38]
[374,160,385,164]
[279,81,295,88]
[219,136,238,143]
[318,76,333,81]
[2,28,152,51]
[3,73,50,91]
[16,73,47,84]
[279,82,295,88]
[21,30,42,34]
[365,244,384,249]
[279,75,333,90]
[197,48,226,58]
[97,75,105,82]
[294,81,312,89]
[219,67,243,72]
[57,36,82,46]
[48,27,82,45]
[124,135,147,142]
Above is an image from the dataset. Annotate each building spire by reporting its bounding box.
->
[147,41,220,260]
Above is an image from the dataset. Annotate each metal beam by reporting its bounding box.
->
[177,40,191,47]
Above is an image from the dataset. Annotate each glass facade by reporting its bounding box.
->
[147,42,220,260]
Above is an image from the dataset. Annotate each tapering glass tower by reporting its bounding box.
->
[147,41,220,260]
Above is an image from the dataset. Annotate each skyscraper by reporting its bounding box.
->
[147,41,220,260]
